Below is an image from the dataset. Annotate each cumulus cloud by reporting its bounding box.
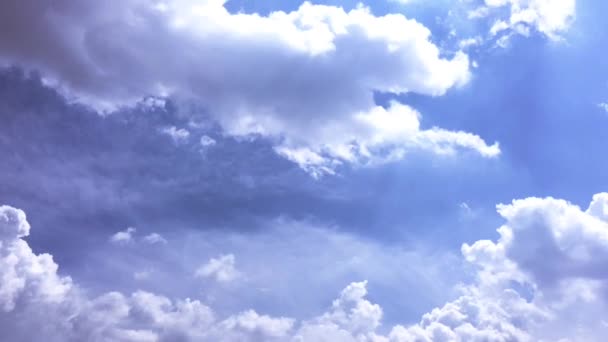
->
[0,204,294,341]
[195,254,241,284]
[0,206,72,313]
[110,227,137,245]
[472,0,576,40]
[0,0,499,175]
[294,280,384,341]
[6,195,608,340]
[392,192,608,341]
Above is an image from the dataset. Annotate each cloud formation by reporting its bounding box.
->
[472,0,576,40]
[160,126,190,144]
[4,193,608,340]
[394,192,608,341]
[143,233,168,245]
[0,205,293,341]
[195,254,241,284]
[0,0,498,175]
[110,227,137,245]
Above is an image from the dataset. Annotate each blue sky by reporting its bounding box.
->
[1,0,608,341]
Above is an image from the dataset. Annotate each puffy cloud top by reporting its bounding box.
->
[0,206,30,242]
[4,194,608,340]
[0,0,499,175]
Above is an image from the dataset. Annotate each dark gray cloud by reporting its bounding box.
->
[0,67,324,263]
[0,68,496,325]
[0,67,506,263]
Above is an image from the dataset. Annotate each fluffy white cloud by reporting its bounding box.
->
[4,195,608,340]
[276,102,499,177]
[110,227,137,244]
[195,254,241,284]
[0,206,72,313]
[0,0,498,175]
[221,310,295,339]
[5,193,608,342]
[0,205,292,341]
[294,281,384,341]
[390,192,608,341]
[472,0,576,40]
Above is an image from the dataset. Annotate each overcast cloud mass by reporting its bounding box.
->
[3,0,608,341]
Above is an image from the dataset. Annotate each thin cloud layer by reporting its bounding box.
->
[3,193,608,341]
[0,0,499,175]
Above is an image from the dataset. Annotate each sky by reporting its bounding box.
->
[1,0,608,341]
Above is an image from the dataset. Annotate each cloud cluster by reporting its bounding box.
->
[4,193,608,340]
[0,0,498,175]
[471,0,576,41]
[0,205,293,341]
[394,192,608,341]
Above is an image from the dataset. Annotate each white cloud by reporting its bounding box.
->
[195,254,241,283]
[458,36,483,49]
[200,135,217,147]
[110,227,137,245]
[490,20,511,36]
[598,102,608,113]
[0,1,500,175]
[468,6,491,19]
[392,192,608,341]
[5,196,608,340]
[221,310,295,339]
[0,205,292,341]
[112,230,168,246]
[277,102,499,177]
[294,280,383,341]
[140,96,167,111]
[0,206,72,313]
[480,0,576,40]
[143,233,168,245]
[160,126,190,143]
[0,204,30,241]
